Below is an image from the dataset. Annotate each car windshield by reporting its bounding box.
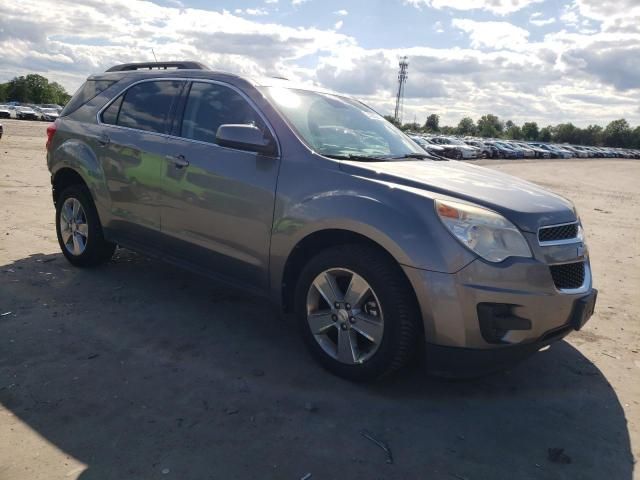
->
[263,86,424,159]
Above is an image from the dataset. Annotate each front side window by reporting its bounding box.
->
[263,86,423,159]
[180,82,266,144]
[104,80,182,134]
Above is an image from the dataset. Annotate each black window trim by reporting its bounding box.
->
[96,77,280,157]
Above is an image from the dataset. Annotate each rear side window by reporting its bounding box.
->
[180,82,266,144]
[113,80,183,134]
[61,79,116,116]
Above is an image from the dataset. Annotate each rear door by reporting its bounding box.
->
[98,79,184,244]
[158,80,280,291]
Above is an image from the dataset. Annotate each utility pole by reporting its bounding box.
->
[394,56,408,125]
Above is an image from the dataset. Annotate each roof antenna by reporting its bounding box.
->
[151,48,158,62]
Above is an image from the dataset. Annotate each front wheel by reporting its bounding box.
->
[55,184,116,267]
[295,245,420,381]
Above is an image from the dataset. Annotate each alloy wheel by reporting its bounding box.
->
[306,268,384,364]
[59,197,89,256]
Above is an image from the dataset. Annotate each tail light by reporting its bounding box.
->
[46,121,58,151]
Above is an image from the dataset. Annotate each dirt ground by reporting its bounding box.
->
[0,118,638,480]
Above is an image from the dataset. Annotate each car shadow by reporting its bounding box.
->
[0,250,634,479]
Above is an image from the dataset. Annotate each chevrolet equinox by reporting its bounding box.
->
[46,61,597,381]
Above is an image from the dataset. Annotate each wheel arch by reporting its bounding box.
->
[279,228,421,318]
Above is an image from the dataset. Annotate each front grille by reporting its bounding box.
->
[550,262,585,290]
[539,223,579,243]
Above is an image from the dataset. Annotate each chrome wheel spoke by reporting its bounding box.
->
[308,311,336,334]
[61,204,72,223]
[313,272,342,306]
[352,313,384,344]
[72,199,81,221]
[344,273,370,308]
[61,228,72,245]
[72,232,82,255]
[337,328,358,364]
[76,223,88,237]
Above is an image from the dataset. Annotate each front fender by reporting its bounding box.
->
[269,170,476,304]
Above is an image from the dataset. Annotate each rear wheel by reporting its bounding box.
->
[454,150,463,160]
[55,184,116,267]
[295,245,420,381]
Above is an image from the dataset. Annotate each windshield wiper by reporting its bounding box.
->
[390,153,432,160]
[324,154,391,162]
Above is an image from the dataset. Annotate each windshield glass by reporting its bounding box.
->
[263,86,423,158]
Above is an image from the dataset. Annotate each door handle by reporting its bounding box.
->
[166,154,189,169]
[97,133,110,147]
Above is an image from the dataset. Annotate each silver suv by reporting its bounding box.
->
[47,62,596,381]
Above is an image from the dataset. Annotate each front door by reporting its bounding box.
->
[159,81,280,291]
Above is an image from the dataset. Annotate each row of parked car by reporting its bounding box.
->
[409,134,640,160]
[0,103,62,122]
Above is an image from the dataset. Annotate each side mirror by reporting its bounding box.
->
[215,124,277,156]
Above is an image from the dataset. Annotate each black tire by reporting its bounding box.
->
[55,184,116,267]
[294,245,421,382]
[454,150,463,160]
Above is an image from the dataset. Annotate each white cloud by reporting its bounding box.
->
[334,9,348,16]
[452,19,530,50]
[530,15,556,26]
[334,20,343,30]
[291,0,308,5]
[0,0,638,127]
[235,7,268,16]
[265,0,278,3]
[433,20,444,33]
[405,0,543,16]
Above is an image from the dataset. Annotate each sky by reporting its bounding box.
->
[1,0,639,127]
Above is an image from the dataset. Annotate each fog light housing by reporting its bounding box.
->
[477,303,532,344]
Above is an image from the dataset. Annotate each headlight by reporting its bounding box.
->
[435,199,532,262]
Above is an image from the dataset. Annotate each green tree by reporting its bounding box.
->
[424,113,440,133]
[521,122,539,141]
[554,123,580,144]
[440,125,456,135]
[539,126,553,142]
[456,117,476,136]
[401,122,421,132]
[477,114,503,138]
[505,124,523,140]
[603,119,632,147]
[383,115,401,128]
[632,126,640,148]
[1,74,71,105]
[579,124,603,146]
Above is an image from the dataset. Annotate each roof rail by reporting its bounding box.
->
[105,61,209,72]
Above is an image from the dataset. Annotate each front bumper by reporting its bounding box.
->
[402,239,596,373]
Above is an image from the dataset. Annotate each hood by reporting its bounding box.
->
[340,160,576,232]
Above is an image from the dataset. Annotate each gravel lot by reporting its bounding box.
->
[1,119,639,479]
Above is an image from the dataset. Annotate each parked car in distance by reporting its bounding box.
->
[38,108,60,122]
[46,61,597,381]
[16,106,38,120]
[464,139,495,158]
[410,135,447,157]
[0,105,11,119]
[429,136,481,160]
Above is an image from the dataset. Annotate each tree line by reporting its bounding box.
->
[385,113,640,149]
[0,74,71,106]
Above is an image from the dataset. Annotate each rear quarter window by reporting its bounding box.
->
[61,79,117,116]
